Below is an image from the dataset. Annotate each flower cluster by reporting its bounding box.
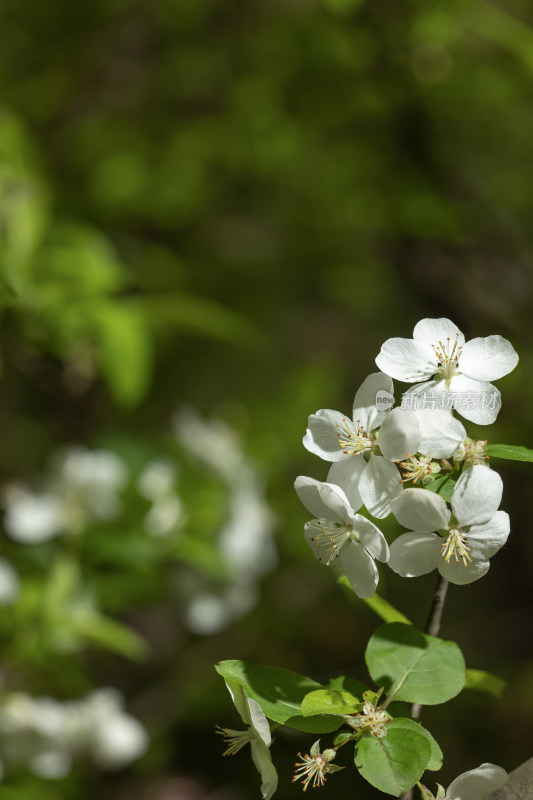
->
[296,317,517,596]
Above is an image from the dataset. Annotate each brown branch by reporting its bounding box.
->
[400,574,450,800]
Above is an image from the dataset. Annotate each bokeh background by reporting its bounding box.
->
[1,0,533,797]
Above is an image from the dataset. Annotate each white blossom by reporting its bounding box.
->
[421,762,507,800]
[295,476,389,597]
[389,465,509,585]
[375,317,518,424]
[218,680,278,800]
[304,373,465,518]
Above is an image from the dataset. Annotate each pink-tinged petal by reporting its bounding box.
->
[391,488,450,532]
[448,374,501,425]
[359,456,402,519]
[438,557,490,586]
[415,409,466,459]
[413,318,465,348]
[376,338,437,382]
[388,532,442,577]
[352,372,395,433]
[303,409,355,462]
[339,540,379,598]
[295,477,352,523]
[446,763,507,800]
[378,408,421,462]
[451,465,503,527]
[327,459,365,512]
[460,335,518,382]
[352,515,390,562]
[466,511,510,560]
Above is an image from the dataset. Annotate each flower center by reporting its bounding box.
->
[336,418,373,456]
[306,521,352,565]
[440,527,472,566]
[432,334,463,382]
[400,455,441,485]
[216,725,253,756]
[345,700,391,738]
[454,437,488,466]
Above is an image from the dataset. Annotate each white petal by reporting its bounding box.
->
[378,408,421,462]
[251,740,279,800]
[449,374,501,425]
[451,465,502,527]
[415,409,467,459]
[248,697,272,747]
[460,336,519,382]
[388,532,442,577]
[225,680,251,724]
[359,456,402,519]
[438,558,490,586]
[303,409,353,462]
[327,459,365,512]
[446,763,507,800]
[352,372,395,432]
[403,380,448,411]
[467,511,510,560]
[339,540,379,598]
[413,318,465,348]
[391,488,450,532]
[375,338,436,382]
[295,477,352,524]
[352,516,390,562]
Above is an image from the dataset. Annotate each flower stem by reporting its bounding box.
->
[400,574,449,800]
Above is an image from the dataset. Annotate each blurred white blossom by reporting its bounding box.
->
[174,409,277,634]
[0,688,147,779]
[2,446,128,542]
[0,557,20,604]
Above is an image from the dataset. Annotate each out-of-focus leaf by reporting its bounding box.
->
[73,613,149,661]
[338,578,412,625]
[90,301,153,407]
[131,293,260,347]
[465,668,507,698]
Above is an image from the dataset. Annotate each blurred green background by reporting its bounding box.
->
[1,0,533,797]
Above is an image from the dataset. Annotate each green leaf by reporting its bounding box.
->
[355,717,431,795]
[215,660,342,733]
[325,675,370,697]
[73,613,150,661]
[425,475,456,502]
[365,622,465,705]
[301,689,361,717]
[407,720,443,771]
[487,444,533,462]
[338,579,412,625]
[91,301,153,407]
[465,668,507,698]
